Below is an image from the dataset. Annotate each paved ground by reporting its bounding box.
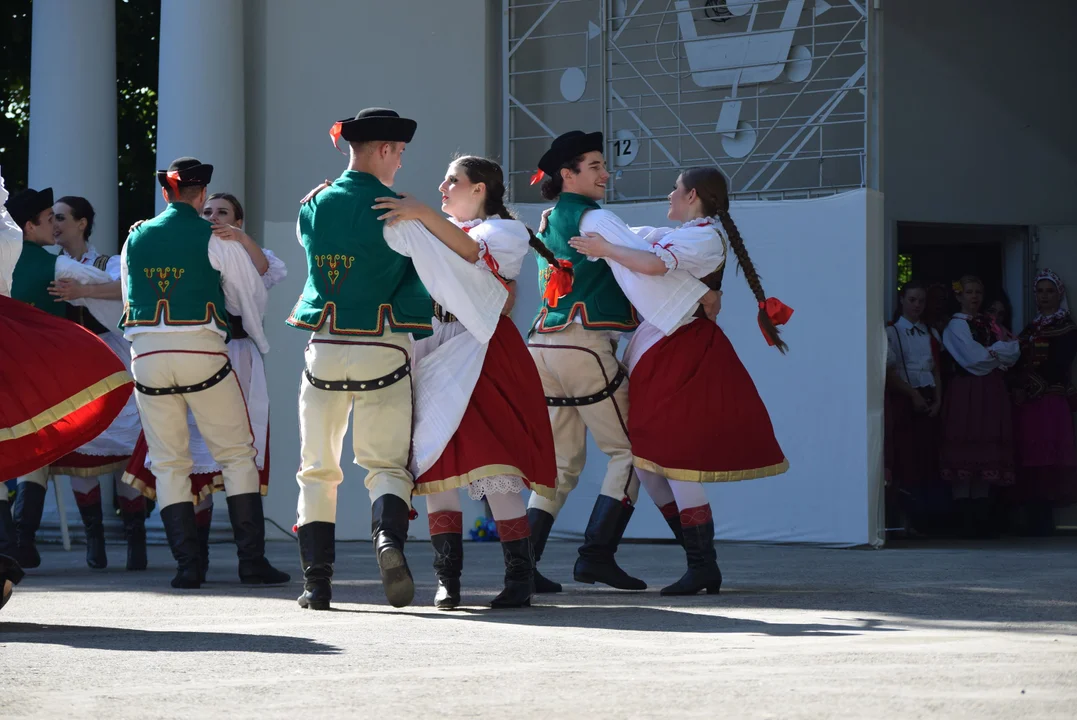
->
[2,538,1076,719]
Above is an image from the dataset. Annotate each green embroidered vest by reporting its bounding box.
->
[287,170,432,338]
[120,202,229,337]
[11,241,65,317]
[533,193,638,333]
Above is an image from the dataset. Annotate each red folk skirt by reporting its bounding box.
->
[884,387,940,491]
[414,316,557,498]
[0,296,134,479]
[940,371,1015,486]
[629,318,788,482]
[121,428,271,502]
[1011,394,1077,505]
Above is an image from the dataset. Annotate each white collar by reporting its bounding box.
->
[680,216,717,229]
[895,316,927,332]
[450,217,485,231]
[62,244,99,264]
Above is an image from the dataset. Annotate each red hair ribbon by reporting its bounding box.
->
[165,170,181,197]
[529,169,546,185]
[329,122,346,155]
[543,259,574,308]
[758,297,794,346]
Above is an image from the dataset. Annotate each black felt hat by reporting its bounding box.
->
[157,157,214,194]
[537,131,604,177]
[332,108,417,146]
[5,187,54,229]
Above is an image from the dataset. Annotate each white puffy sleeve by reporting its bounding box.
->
[261,248,288,290]
[104,254,123,282]
[943,318,1017,376]
[55,255,124,332]
[0,210,21,298]
[208,235,270,353]
[652,225,726,278]
[384,219,506,344]
[470,219,530,280]
[579,209,708,336]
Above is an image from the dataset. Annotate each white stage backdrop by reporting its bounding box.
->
[259,189,885,547]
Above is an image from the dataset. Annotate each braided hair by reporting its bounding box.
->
[680,167,787,352]
[452,155,569,278]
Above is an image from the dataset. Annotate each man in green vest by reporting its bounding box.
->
[288,108,432,611]
[5,186,117,570]
[120,157,289,590]
[526,131,718,593]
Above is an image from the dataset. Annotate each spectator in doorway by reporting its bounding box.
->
[884,281,943,534]
[986,289,1017,340]
[940,275,1021,537]
[1010,269,1077,535]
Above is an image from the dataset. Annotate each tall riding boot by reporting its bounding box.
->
[159,503,201,589]
[297,521,334,610]
[12,482,46,569]
[0,502,24,612]
[491,518,534,608]
[430,532,463,610]
[226,493,291,585]
[660,509,722,596]
[78,500,108,569]
[122,507,148,571]
[526,508,562,594]
[573,496,647,590]
[195,505,212,583]
[658,501,685,547]
[371,494,415,608]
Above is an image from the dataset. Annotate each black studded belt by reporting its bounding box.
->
[432,301,458,324]
[135,360,233,396]
[546,365,627,407]
[304,360,411,392]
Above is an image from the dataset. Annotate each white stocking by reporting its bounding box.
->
[425,489,462,515]
[670,480,709,511]
[636,468,675,508]
[485,490,527,521]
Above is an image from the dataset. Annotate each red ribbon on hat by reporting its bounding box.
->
[758,297,794,346]
[529,169,546,185]
[543,259,574,308]
[330,121,346,155]
[165,170,182,197]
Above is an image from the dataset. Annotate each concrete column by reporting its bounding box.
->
[155,0,245,213]
[28,0,119,253]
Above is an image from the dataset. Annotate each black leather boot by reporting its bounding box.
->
[371,494,414,608]
[196,521,211,583]
[226,493,291,585]
[430,532,463,610]
[490,536,535,609]
[660,518,723,596]
[527,508,562,594]
[659,503,685,547]
[122,509,148,571]
[573,496,647,590]
[160,503,201,589]
[297,521,334,610]
[12,482,46,569]
[0,501,24,611]
[78,500,108,569]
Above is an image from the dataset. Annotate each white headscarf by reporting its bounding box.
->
[1033,268,1069,326]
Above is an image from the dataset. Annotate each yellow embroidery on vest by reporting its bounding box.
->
[314,254,355,294]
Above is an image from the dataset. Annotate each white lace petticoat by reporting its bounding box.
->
[467,474,527,500]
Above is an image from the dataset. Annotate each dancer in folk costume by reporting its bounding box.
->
[0,170,134,610]
[571,167,790,595]
[1010,269,1077,533]
[940,275,1021,536]
[120,157,289,589]
[30,195,148,571]
[372,156,556,609]
[526,131,719,592]
[6,187,134,570]
[123,192,286,582]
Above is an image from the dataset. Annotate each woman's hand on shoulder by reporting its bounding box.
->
[372,193,430,228]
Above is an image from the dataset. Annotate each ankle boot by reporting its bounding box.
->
[122,509,148,571]
[491,535,535,609]
[660,512,722,596]
[573,496,646,590]
[226,493,290,585]
[658,502,685,547]
[160,503,201,589]
[12,482,46,569]
[371,494,414,608]
[78,500,108,569]
[526,508,562,594]
[430,532,463,610]
[297,521,334,610]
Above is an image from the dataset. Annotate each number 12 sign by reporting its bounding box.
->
[612,129,639,167]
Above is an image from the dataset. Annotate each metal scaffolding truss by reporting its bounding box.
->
[504,0,868,202]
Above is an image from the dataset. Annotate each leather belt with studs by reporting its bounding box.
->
[304,360,411,392]
[135,360,233,396]
[546,365,626,407]
[432,301,458,324]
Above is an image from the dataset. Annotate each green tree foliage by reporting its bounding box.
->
[0,1,32,192]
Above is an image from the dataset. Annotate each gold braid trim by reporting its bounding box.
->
[633,456,790,483]
[0,371,132,442]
